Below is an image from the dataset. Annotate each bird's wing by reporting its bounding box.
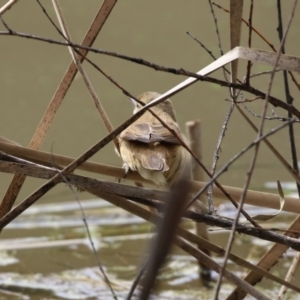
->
[120,122,181,144]
[141,154,169,171]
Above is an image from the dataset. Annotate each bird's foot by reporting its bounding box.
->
[117,163,130,183]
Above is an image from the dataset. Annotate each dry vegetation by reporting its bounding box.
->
[0,0,300,299]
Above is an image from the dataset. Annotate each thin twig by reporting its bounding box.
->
[277,251,300,299]
[29,4,259,224]
[216,0,298,293]
[0,27,298,118]
[243,102,299,122]
[187,32,213,56]
[39,0,158,221]
[2,141,300,214]
[211,2,274,51]
[233,96,261,103]
[2,157,300,222]
[186,32,221,66]
[228,215,300,299]
[0,0,117,219]
[42,0,120,151]
[186,29,235,216]
[212,1,300,91]
[95,187,271,300]
[207,101,234,214]
[249,68,282,78]
[126,258,149,300]
[48,4,118,297]
[0,10,300,227]
[71,46,259,226]
[186,119,295,209]
[2,158,300,295]
[51,150,117,299]
[207,0,229,82]
[276,0,300,196]
[0,90,178,229]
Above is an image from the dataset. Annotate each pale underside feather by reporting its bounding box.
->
[141,154,169,172]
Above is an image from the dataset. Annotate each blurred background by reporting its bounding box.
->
[0,1,299,202]
[0,1,300,299]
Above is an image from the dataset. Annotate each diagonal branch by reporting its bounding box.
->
[0,0,117,219]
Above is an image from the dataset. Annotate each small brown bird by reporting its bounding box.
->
[118,91,190,187]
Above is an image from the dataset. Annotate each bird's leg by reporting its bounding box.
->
[117,163,131,183]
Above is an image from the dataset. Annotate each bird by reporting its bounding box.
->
[118,91,190,187]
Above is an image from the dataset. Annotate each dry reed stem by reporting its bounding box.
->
[1,140,300,214]
[175,236,270,300]
[245,0,254,85]
[0,0,117,219]
[0,158,299,292]
[228,214,300,299]
[186,119,295,211]
[45,3,120,289]
[91,192,270,300]
[277,251,300,299]
[89,189,270,299]
[0,1,298,298]
[47,0,151,233]
[2,15,265,226]
[212,2,275,50]
[186,29,300,243]
[219,1,298,294]
[236,106,300,186]
[50,0,119,151]
[0,0,18,15]
[229,0,243,97]
[41,0,210,219]
[275,0,300,198]
[80,57,258,223]
[214,1,244,295]
[187,23,300,214]
[0,28,299,118]
[57,159,117,298]
[39,0,220,211]
[139,181,190,299]
[186,121,210,214]
[186,121,212,281]
[212,1,300,91]
[2,157,300,252]
[221,1,298,297]
[0,89,185,229]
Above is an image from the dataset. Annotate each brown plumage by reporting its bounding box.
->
[119,92,190,187]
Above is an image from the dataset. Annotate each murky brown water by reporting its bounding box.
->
[1,1,300,299]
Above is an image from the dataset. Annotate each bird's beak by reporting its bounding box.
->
[129,97,137,105]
